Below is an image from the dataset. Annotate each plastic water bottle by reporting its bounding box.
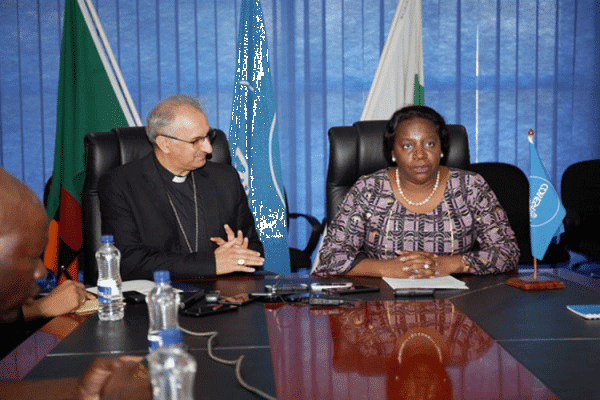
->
[147,329,197,400]
[96,234,124,321]
[147,270,180,351]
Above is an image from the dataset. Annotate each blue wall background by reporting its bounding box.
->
[1,0,599,251]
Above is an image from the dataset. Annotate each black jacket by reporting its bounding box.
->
[98,152,263,280]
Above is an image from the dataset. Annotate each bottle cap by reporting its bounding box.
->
[161,328,183,346]
[101,234,114,244]
[153,270,171,283]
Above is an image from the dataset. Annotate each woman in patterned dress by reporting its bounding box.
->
[314,105,520,278]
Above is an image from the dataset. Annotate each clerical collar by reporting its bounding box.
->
[153,153,190,184]
[172,175,187,183]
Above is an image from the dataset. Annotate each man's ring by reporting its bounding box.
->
[423,264,430,270]
[413,269,419,274]
[237,258,245,265]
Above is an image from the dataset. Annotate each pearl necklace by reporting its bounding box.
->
[395,167,440,206]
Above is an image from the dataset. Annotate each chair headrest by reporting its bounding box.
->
[111,126,232,167]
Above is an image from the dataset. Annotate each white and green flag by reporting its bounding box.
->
[361,0,424,121]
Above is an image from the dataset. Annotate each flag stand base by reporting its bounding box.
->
[506,274,565,291]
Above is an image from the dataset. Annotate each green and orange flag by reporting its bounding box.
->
[45,0,140,283]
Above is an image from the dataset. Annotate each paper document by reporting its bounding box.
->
[383,275,468,290]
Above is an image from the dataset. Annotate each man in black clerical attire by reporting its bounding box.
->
[98,95,264,280]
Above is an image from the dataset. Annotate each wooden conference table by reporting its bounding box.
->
[2,268,600,399]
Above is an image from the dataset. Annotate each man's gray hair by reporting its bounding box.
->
[145,95,204,145]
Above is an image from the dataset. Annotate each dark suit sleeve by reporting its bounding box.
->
[98,167,217,281]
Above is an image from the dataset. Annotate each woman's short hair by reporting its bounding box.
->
[145,95,204,146]
[383,105,449,165]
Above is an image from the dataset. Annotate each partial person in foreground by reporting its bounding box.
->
[0,167,151,400]
[98,95,264,280]
[2,278,96,359]
[314,105,520,278]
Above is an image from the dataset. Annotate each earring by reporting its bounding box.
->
[440,153,444,158]
[391,155,396,163]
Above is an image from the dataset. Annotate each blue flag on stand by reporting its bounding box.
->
[528,133,566,260]
[229,0,290,274]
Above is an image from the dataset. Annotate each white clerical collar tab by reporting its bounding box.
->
[172,175,187,183]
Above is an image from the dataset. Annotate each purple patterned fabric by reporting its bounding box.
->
[315,168,520,275]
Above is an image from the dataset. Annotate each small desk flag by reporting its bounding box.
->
[528,133,566,260]
[229,0,290,274]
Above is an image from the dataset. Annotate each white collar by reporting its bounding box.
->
[172,175,188,183]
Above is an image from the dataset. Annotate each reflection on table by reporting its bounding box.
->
[266,300,559,399]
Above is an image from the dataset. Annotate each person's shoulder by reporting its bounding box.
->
[201,162,244,188]
[447,167,484,185]
[104,153,151,178]
[98,153,152,190]
[349,169,390,198]
[357,168,389,184]
[447,167,492,198]
[202,161,239,177]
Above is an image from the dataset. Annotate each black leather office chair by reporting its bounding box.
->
[468,162,567,266]
[81,126,231,284]
[325,120,470,222]
[285,194,324,272]
[561,160,600,270]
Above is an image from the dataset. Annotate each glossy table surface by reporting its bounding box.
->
[2,269,599,399]
[265,300,558,399]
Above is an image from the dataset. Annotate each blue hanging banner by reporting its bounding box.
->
[228,0,290,274]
